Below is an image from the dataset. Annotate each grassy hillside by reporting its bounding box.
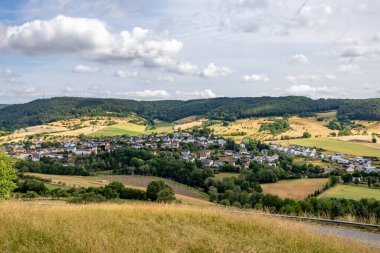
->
[1,96,380,131]
[278,138,380,157]
[0,201,377,253]
[320,184,380,201]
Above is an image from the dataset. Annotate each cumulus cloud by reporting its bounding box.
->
[114,70,138,78]
[287,85,341,98]
[175,89,217,99]
[121,90,170,99]
[2,15,184,67]
[200,63,232,78]
[172,61,199,75]
[73,64,99,73]
[242,74,269,82]
[290,54,309,64]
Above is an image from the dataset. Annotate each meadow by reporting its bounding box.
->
[0,201,377,253]
[319,184,380,201]
[261,178,329,200]
[26,173,208,202]
[278,138,380,157]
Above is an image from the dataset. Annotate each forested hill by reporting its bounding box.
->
[0,104,8,109]
[0,96,379,130]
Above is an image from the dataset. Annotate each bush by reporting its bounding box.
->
[146,181,175,202]
[302,132,311,138]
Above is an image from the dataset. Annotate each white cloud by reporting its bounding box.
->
[114,70,138,78]
[175,89,217,99]
[325,74,336,80]
[286,74,319,85]
[338,64,357,73]
[242,74,269,82]
[2,15,184,67]
[17,86,39,95]
[287,85,341,98]
[73,64,99,73]
[290,54,309,64]
[121,90,170,99]
[200,63,231,78]
[172,61,199,75]
[61,86,73,92]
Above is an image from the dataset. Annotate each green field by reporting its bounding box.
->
[214,172,240,180]
[320,184,380,201]
[280,138,380,157]
[89,122,174,137]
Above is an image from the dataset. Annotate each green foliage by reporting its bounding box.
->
[1,96,379,131]
[146,180,175,203]
[302,132,311,138]
[259,119,290,135]
[341,173,353,183]
[0,151,17,199]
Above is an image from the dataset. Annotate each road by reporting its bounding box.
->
[305,223,380,249]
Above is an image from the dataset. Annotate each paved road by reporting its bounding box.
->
[305,223,380,249]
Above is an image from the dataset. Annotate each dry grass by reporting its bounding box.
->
[261,178,329,200]
[0,201,377,253]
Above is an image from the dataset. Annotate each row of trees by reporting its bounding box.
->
[15,177,175,204]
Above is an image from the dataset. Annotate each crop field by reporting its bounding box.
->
[278,138,380,157]
[261,178,329,200]
[0,202,376,253]
[319,184,380,201]
[281,116,335,138]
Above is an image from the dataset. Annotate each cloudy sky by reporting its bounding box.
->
[0,0,379,103]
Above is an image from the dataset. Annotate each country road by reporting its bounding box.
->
[305,223,380,249]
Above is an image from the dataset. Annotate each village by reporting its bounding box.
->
[2,132,379,175]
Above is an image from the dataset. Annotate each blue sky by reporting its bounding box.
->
[0,0,379,103]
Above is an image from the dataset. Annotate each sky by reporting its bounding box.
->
[0,0,379,103]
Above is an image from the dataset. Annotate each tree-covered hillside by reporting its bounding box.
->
[0,96,379,130]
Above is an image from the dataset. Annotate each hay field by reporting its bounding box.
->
[261,178,329,200]
[319,184,380,201]
[0,201,376,253]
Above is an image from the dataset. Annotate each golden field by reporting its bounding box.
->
[261,178,329,200]
[0,201,377,253]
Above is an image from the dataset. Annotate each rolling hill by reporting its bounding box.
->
[1,96,380,131]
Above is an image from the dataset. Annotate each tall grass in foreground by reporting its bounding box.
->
[0,201,377,253]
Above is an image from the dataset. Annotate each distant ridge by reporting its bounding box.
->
[0,96,379,130]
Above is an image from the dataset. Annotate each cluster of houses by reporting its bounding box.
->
[4,139,99,161]
[3,133,379,174]
[269,143,380,173]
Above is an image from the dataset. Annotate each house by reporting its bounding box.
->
[224,150,234,156]
[201,159,214,167]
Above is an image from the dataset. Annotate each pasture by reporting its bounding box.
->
[319,184,380,201]
[0,201,376,253]
[278,138,380,157]
[261,178,329,200]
